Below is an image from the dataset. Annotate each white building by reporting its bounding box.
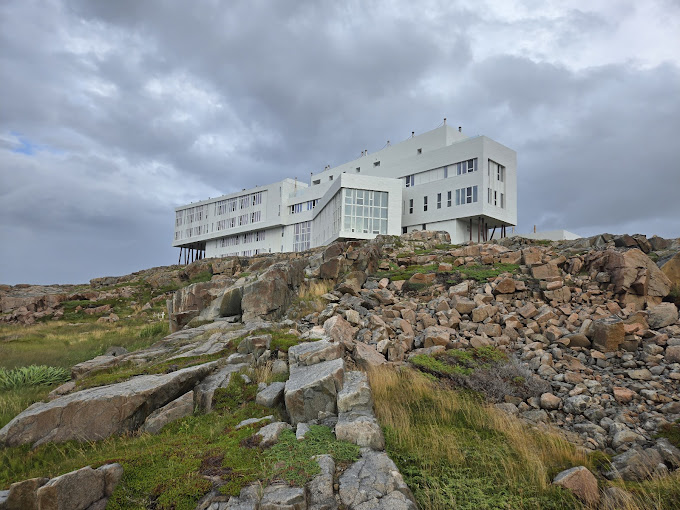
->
[172,123,517,261]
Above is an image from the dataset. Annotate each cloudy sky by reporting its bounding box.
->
[1,0,679,285]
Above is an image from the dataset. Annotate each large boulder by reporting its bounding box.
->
[284,358,345,425]
[259,483,306,510]
[35,465,120,510]
[552,466,599,507]
[241,260,307,321]
[603,248,672,304]
[605,447,664,481]
[195,363,248,414]
[307,455,336,510]
[661,252,680,287]
[335,411,385,450]
[218,286,243,317]
[323,315,357,349]
[0,361,219,447]
[647,302,678,329]
[339,449,417,510]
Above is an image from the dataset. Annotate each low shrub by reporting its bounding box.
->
[138,322,169,339]
[0,365,70,391]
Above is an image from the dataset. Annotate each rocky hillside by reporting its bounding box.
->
[1,231,680,509]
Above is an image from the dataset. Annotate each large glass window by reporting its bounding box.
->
[293,221,311,252]
[343,189,388,235]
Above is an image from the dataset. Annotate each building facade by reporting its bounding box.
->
[172,124,517,260]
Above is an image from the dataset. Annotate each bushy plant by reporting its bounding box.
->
[0,365,70,390]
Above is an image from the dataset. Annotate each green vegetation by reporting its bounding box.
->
[374,263,439,282]
[658,420,680,448]
[0,365,69,391]
[370,367,587,509]
[246,328,308,354]
[411,346,507,378]
[138,322,169,339]
[0,370,358,509]
[458,263,520,282]
[187,270,213,284]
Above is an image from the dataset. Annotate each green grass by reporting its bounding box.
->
[247,328,309,353]
[0,372,358,509]
[657,419,680,448]
[187,270,213,284]
[411,346,507,378]
[0,385,55,429]
[0,365,70,390]
[458,263,520,282]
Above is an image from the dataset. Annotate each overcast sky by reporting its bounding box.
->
[1,1,679,285]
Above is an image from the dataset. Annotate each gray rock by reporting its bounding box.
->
[285,358,345,425]
[4,477,48,510]
[339,449,416,510]
[296,423,310,440]
[225,484,261,510]
[563,395,592,415]
[36,466,105,510]
[260,483,306,510]
[289,339,343,367]
[219,286,243,317]
[337,371,373,413]
[335,411,385,450]
[647,302,678,329]
[256,382,286,408]
[0,490,8,509]
[238,334,272,357]
[606,447,664,481]
[654,438,680,469]
[142,390,194,434]
[195,363,248,414]
[353,343,386,370]
[256,421,292,447]
[600,487,636,510]
[98,463,124,498]
[0,361,219,447]
[235,415,274,430]
[307,455,337,510]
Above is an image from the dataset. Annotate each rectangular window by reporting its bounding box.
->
[494,191,497,206]
[356,167,360,173]
[497,166,504,182]
[417,148,422,154]
[409,199,413,214]
[342,189,389,235]
[488,188,492,204]
[456,189,461,206]
[443,166,448,178]
[501,193,505,208]
[437,193,442,209]
[423,196,428,212]
[374,161,380,167]
[405,175,414,187]
[447,191,452,207]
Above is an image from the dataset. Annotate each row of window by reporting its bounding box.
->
[290,199,317,214]
[488,160,505,182]
[176,205,205,227]
[214,191,263,216]
[403,158,478,188]
[407,186,479,213]
[218,230,267,248]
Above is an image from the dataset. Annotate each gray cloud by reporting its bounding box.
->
[1,0,679,284]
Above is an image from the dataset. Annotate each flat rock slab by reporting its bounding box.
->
[0,361,219,447]
[289,339,343,367]
[235,415,274,430]
[255,422,292,447]
[552,466,599,507]
[285,358,345,425]
[339,449,416,510]
[307,454,336,510]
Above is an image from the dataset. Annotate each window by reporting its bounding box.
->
[417,148,422,154]
[343,189,388,234]
[456,158,477,175]
[501,193,505,209]
[409,199,413,214]
[405,175,414,187]
[293,221,312,252]
[329,175,333,181]
[437,193,442,209]
[443,166,448,178]
[456,186,478,205]
[447,191,452,207]
[402,227,407,233]
[494,191,497,206]
[423,196,428,212]
[488,159,505,182]
[313,179,321,185]
[497,166,504,182]
[374,161,380,167]
[488,188,492,204]
[356,167,360,173]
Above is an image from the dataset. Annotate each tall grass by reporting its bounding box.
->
[369,366,587,509]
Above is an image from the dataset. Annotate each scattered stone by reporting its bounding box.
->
[142,390,194,434]
[235,415,274,430]
[335,411,385,450]
[255,422,292,447]
[284,358,345,425]
[259,483,306,510]
[256,382,286,408]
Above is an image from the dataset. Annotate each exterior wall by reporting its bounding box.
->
[511,230,581,241]
[173,124,517,256]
